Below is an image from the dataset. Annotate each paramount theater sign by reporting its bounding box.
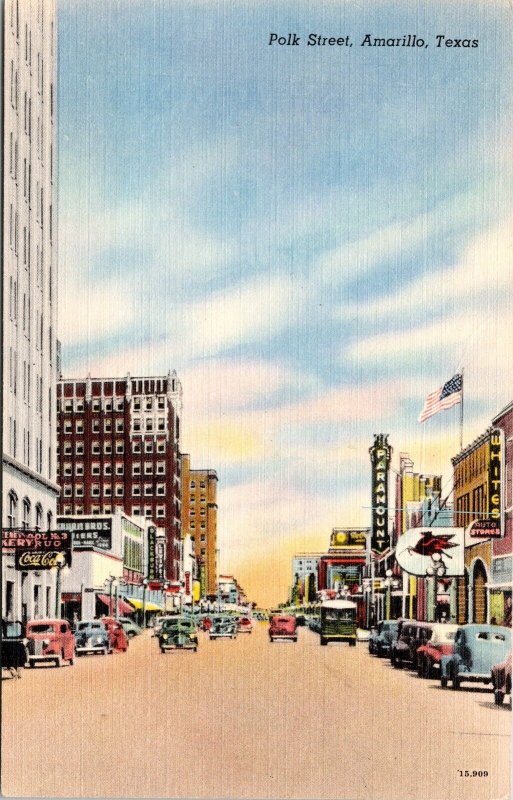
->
[369,434,392,556]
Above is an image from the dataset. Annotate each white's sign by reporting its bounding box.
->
[395,528,465,577]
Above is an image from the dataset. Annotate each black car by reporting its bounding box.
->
[1,620,28,678]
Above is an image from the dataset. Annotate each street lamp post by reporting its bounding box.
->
[54,553,66,618]
[385,568,393,621]
[142,578,149,628]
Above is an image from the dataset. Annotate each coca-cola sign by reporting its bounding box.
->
[15,548,72,570]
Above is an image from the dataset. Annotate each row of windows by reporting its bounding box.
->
[132,417,166,433]
[61,483,166,498]
[58,395,168,413]
[190,481,207,489]
[60,419,125,434]
[57,436,168,456]
[59,504,167,521]
[5,490,53,530]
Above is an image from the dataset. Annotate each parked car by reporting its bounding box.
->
[440,625,511,690]
[269,614,297,642]
[369,620,400,657]
[117,617,143,638]
[201,616,213,632]
[390,620,432,669]
[159,617,198,652]
[238,616,253,633]
[1,620,28,678]
[209,615,238,640]
[491,651,512,706]
[415,623,458,678]
[74,620,111,656]
[153,615,177,637]
[100,617,129,652]
[26,619,75,668]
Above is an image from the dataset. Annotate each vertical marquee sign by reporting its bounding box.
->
[147,525,157,580]
[369,434,392,556]
[489,428,504,534]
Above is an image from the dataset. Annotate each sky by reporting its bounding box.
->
[57,0,513,607]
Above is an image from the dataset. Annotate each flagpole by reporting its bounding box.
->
[459,368,464,451]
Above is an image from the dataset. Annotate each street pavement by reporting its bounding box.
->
[2,623,510,799]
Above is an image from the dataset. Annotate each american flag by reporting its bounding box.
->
[418,374,463,423]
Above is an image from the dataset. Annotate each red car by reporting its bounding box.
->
[201,616,212,632]
[491,651,512,706]
[269,614,297,642]
[415,623,458,678]
[238,616,253,634]
[26,619,75,668]
[101,617,129,652]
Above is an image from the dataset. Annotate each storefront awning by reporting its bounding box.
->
[125,597,165,612]
[97,594,136,616]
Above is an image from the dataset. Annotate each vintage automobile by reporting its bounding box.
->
[74,620,112,656]
[415,623,458,678]
[209,615,238,640]
[369,620,400,657]
[440,624,511,690]
[238,616,253,633]
[153,615,177,637]
[201,616,213,632]
[117,617,143,638]
[390,620,432,669]
[159,617,198,652]
[26,619,75,668]
[269,614,298,642]
[319,600,357,646]
[1,620,28,678]
[491,651,512,706]
[101,617,129,652]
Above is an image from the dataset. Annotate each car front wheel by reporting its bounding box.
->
[441,676,448,688]
[494,690,505,706]
[451,674,460,690]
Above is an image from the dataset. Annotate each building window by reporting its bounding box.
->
[92,463,100,476]
[145,398,153,411]
[92,420,100,433]
[133,440,141,453]
[63,505,72,515]
[133,486,141,497]
[75,485,84,497]
[201,522,206,529]
[201,535,206,543]
[92,442,100,455]
[63,463,72,477]
[116,400,124,412]
[104,443,112,455]
[146,418,154,432]
[133,398,141,411]
[104,486,112,497]
[132,507,141,516]
[104,400,112,412]
[157,396,165,410]
[156,439,166,453]
[156,462,165,475]
[75,463,84,476]
[76,443,84,456]
[64,421,72,434]
[190,522,195,529]
[104,419,112,433]
[91,505,101,515]
[115,484,124,497]
[92,399,101,412]
[116,441,124,454]
[63,485,72,498]
[91,484,100,497]
[156,506,165,518]
[64,443,72,456]
[132,463,141,476]
[144,440,154,454]
[156,484,165,496]
[190,482,196,489]
[200,510,206,516]
[104,463,112,476]
[64,400,73,412]
[7,492,18,527]
[103,505,112,514]
[74,505,83,515]
[35,504,43,532]
[75,421,84,434]
[157,417,166,431]
[144,462,153,475]
[116,420,124,433]
[115,463,124,476]
[145,506,152,518]
[200,482,206,488]
[133,417,141,432]
[144,484,152,497]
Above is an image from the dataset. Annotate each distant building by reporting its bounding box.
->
[181,454,218,597]
[394,453,442,619]
[2,0,59,622]
[291,554,322,603]
[56,373,183,582]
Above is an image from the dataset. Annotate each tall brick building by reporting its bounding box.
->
[56,373,182,581]
[181,454,218,598]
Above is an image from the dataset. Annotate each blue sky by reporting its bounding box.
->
[58,0,513,605]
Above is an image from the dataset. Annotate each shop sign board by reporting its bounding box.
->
[396,527,465,577]
[369,434,392,556]
[57,517,112,550]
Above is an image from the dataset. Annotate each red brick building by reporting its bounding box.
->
[56,373,182,581]
[490,401,513,626]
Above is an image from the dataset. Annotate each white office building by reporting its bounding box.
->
[2,0,59,621]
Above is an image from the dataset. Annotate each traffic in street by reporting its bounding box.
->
[2,618,510,800]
